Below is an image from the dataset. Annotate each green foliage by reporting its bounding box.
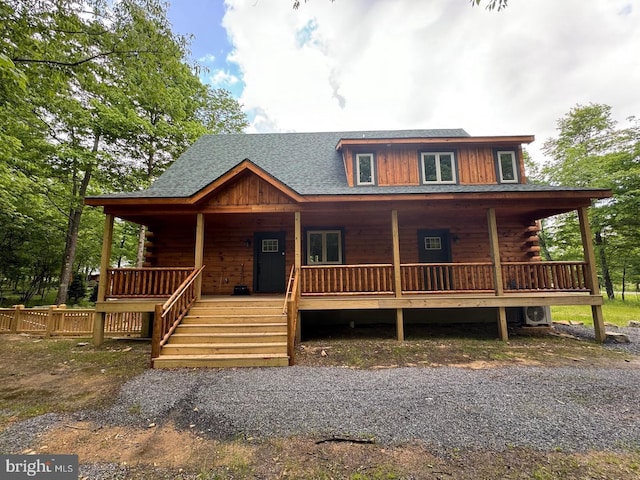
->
[0,0,248,304]
[68,273,86,304]
[539,104,640,298]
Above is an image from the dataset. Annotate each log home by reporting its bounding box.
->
[86,129,611,368]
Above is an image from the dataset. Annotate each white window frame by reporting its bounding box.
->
[306,230,343,265]
[420,152,457,184]
[497,151,518,183]
[355,153,375,186]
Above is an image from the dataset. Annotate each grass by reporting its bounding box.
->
[552,295,640,327]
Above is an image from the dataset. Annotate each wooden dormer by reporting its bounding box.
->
[337,135,534,188]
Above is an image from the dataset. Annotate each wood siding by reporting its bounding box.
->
[146,206,539,296]
[342,144,526,186]
[201,172,295,208]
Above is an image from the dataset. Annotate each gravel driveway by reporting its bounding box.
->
[3,363,639,456]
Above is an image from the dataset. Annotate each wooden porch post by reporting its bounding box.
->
[194,213,205,300]
[392,210,404,341]
[577,206,606,342]
[294,211,302,342]
[487,208,508,341]
[94,213,114,346]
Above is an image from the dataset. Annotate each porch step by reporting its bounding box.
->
[182,314,285,324]
[153,297,289,368]
[169,332,287,344]
[160,342,287,355]
[153,353,289,369]
[174,323,287,334]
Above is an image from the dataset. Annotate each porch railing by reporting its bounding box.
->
[503,261,588,292]
[300,264,394,295]
[105,267,194,298]
[151,266,205,359]
[401,263,495,293]
[299,261,590,295]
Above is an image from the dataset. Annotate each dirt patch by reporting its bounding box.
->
[26,423,640,479]
[294,333,638,370]
[0,335,149,429]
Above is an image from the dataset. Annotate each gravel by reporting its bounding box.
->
[554,322,640,356]
[1,328,639,477]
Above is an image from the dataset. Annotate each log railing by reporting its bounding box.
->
[285,266,301,365]
[0,305,142,336]
[300,264,394,295]
[503,261,588,292]
[105,267,194,298]
[299,261,591,295]
[151,266,205,359]
[401,263,495,293]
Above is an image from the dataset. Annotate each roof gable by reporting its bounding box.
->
[194,160,300,207]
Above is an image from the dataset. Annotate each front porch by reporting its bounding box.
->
[91,204,606,367]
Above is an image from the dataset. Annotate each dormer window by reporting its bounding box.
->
[421,152,457,184]
[497,151,518,183]
[356,153,375,185]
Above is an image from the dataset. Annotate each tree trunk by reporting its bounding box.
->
[594,231,614,300]
[55,136,97,305]
[136,224,146,267]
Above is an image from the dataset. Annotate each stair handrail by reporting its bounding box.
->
[286,266,300,365]
[151,265,205,360]
[283,264,296,314]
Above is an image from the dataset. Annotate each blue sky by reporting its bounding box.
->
[168,0,243,98]
[167,0,640,163]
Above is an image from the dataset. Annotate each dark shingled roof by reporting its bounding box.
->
[89,129,605,200]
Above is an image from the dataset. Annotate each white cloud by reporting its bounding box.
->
[208,69,240,87]
[223,0,640,162]
[198,53,217,63]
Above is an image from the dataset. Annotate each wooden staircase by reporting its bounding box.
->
[152,297,289,368]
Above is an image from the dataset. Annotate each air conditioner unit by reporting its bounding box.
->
[522,306,552,326]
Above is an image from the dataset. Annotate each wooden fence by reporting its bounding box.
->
[0,305,143,337]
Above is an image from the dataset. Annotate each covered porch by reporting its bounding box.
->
[92,202,606,354]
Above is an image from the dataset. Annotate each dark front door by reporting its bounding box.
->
[418,229,452,290]
[254,231,286,293]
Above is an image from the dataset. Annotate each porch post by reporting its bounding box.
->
[93,213,114,346]
[577,207,606,342]
[194,213,205,300]
[294,211,302,342]
[392,210,404,341]
[487,208,508,341]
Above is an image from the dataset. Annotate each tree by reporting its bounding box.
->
[0,0,248,304]
[541,104,640,300]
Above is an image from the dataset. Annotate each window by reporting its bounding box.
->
[356,153,375,185]
[261,239,279,253]
[497,151,518,183]
[423,236,442,250]
[421,152,456,184]
[307,230,342,264]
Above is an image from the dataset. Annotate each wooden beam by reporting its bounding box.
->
[396,308,404,341]
[487,208,504,296]
[295,211,301,271]
[487,208,508,341]
[392,210,404,341]
[94,213,114,346]
[391,210,402,298]
[194,213,205,300]
[578,206,606,342]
